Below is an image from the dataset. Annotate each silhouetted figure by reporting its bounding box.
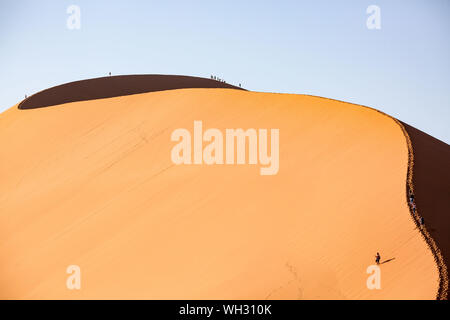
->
[409,192,414,204]
[25,94,27,99]
[239,83,241,87]
[375,252,381,265]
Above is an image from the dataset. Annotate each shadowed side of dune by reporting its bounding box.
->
[303,96,449,299]
[18,74,245,109]
[401,122,450,299]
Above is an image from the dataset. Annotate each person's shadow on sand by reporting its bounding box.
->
[380,258,395,264]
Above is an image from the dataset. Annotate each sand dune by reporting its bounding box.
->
[0,77,445,299]
[19,74,244,110]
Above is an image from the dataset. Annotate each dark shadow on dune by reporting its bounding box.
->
[401,121,450,299]
[18,74,246,110]
[380,258,395,264]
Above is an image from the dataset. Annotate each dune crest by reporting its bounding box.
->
[400,122,450,300]
[18,74,244,110]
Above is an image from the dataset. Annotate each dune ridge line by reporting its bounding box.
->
[393,118,448,300]
[17,74,246,110]
[302,94,448,300]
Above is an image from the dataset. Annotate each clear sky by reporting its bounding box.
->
[1,0,449,143]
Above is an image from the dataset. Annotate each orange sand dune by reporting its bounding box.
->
[0,88,440,299]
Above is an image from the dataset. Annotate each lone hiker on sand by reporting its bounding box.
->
[375,252,381,265]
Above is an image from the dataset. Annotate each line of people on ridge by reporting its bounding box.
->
[408,188,425,227]
[211,75,241,88]
[375,189,426,265]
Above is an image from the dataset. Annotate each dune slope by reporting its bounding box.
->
[401,122,450,299]
[0,88,439,299]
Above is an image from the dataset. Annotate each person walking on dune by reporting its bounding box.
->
[375,252,381,265]
[409,191,414,204]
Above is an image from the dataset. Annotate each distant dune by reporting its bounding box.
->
[18,74,244,110]
[0,75,447,299]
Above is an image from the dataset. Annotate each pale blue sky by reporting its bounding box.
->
[1,0,449,142]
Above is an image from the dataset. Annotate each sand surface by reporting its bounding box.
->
[0,88,439,299]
